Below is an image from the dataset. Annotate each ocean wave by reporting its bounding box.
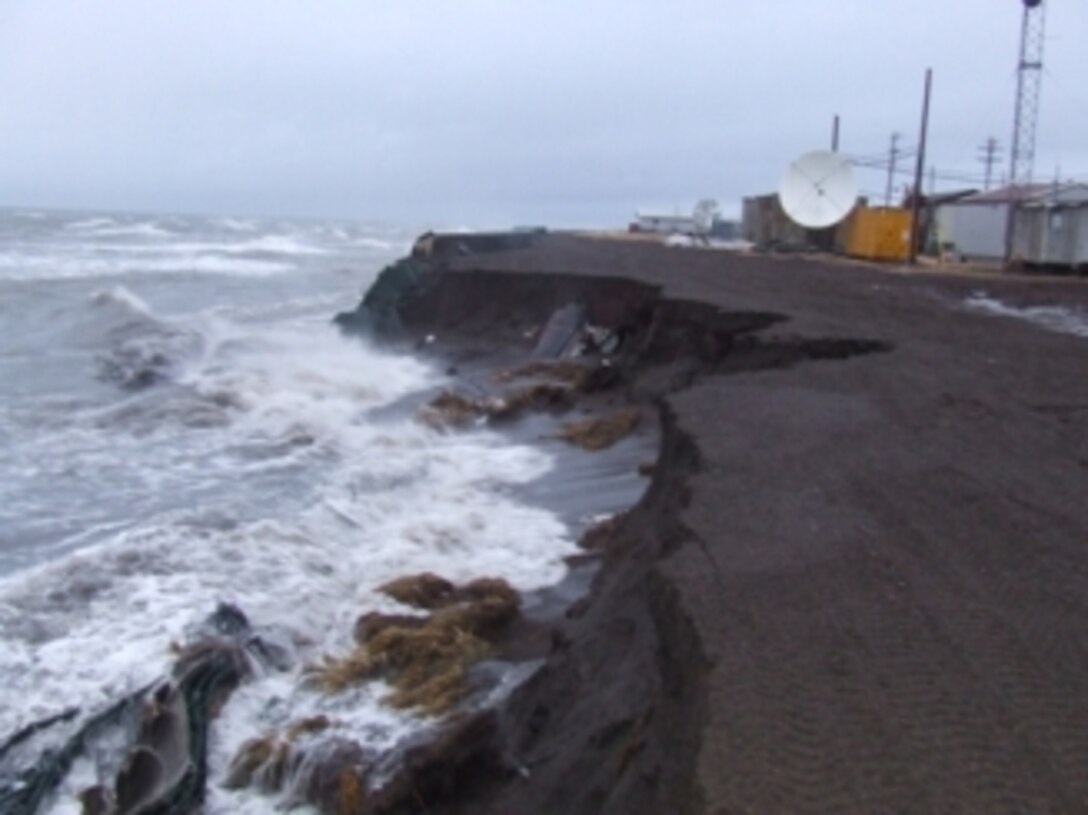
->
[0,252,294,280]
[214,217,260,232]
[66,219,171,238]
[0,298,576,813]
[64,217,118,231]
[0,422,571,811]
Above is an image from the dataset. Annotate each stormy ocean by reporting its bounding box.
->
[0,209,579,812]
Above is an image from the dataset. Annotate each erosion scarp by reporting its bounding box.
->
[331,235,901,814]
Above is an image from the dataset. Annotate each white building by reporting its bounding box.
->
[1012,183,1088,268]
[632,212,698,235]
[934,183,1052,261]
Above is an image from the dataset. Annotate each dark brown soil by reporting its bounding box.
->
[349,234,1088,814]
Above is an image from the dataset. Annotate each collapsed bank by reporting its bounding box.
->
[336,231,1088,814]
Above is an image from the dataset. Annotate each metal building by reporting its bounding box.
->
[631,212,698,235]
[1011,183,1088,269]
[933,183,1051,262]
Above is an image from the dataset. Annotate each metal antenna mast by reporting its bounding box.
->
[977,137,1001,190]
[1009,0,1046,185]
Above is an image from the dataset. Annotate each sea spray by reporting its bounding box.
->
[0,209,580,812]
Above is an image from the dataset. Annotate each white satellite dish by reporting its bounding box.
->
[778,150,859,229]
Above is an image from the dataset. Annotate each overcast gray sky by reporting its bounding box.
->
[2,1,1086,226]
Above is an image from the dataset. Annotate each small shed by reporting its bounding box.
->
[1011,183,1088,269]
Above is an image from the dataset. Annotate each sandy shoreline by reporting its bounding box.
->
[338,232,1088,813]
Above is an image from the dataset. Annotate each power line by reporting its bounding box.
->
[977,137,1002,191]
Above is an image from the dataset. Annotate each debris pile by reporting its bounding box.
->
[0,603,279,815]
[556,407,643,450]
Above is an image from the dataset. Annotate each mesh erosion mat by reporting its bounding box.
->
[0,604,255,815]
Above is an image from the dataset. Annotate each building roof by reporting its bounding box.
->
[958,183,1053,204]
[956,182,1088,205]
[1020,183,1088,208]
[924,189,978,206]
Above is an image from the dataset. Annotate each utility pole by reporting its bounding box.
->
[909,68,933,265]
[831,114,840,152]
[977,137,1001,191]
[885,132,901,206]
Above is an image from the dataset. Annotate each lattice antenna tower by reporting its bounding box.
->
[1009,0,1046,185]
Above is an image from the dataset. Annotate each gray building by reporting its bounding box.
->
[632,212,698,235]
[934,183,1051,262]
[1011,183,1088,269]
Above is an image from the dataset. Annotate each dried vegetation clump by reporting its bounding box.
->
[223,715,336,792]
[419,384,574,428]
[307,574,522,717]
[496,359,621,393]
[488,383,574,422]
[419,391,485,428]
[377,572,455,609]
[496,359,591,386]
[556,407,643,450]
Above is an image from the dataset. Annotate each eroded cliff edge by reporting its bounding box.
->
[338,232,1088,813]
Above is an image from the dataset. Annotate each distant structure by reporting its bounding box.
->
[1009,0,1046,186]
[632,211,698,235]
[631,204,738,240]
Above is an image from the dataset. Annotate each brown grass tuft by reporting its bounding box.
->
[285,715,333,741]
[309,649,377,695]
[418,391,487,428]
[556,407,642,450]
[457,576,521,608]
[488,383,574,422]
[336,768,364,815]
[310,622,490,715]
[377,573,455,609]
[223,736,293,791]
[353,612,425,646]
[314,575,522,716]
[496,359,622,394]
[495,359,590,386]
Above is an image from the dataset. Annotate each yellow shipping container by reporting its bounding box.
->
[845,206,913,262]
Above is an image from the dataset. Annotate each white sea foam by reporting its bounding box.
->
[94,235,332,256]
[65,217,118,231]
[83,221,171,238]
[1,209,576,811]
[964,293,1088,339]
[1,287,574,812]
[0,251,293,280]
[215,217,260,232]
